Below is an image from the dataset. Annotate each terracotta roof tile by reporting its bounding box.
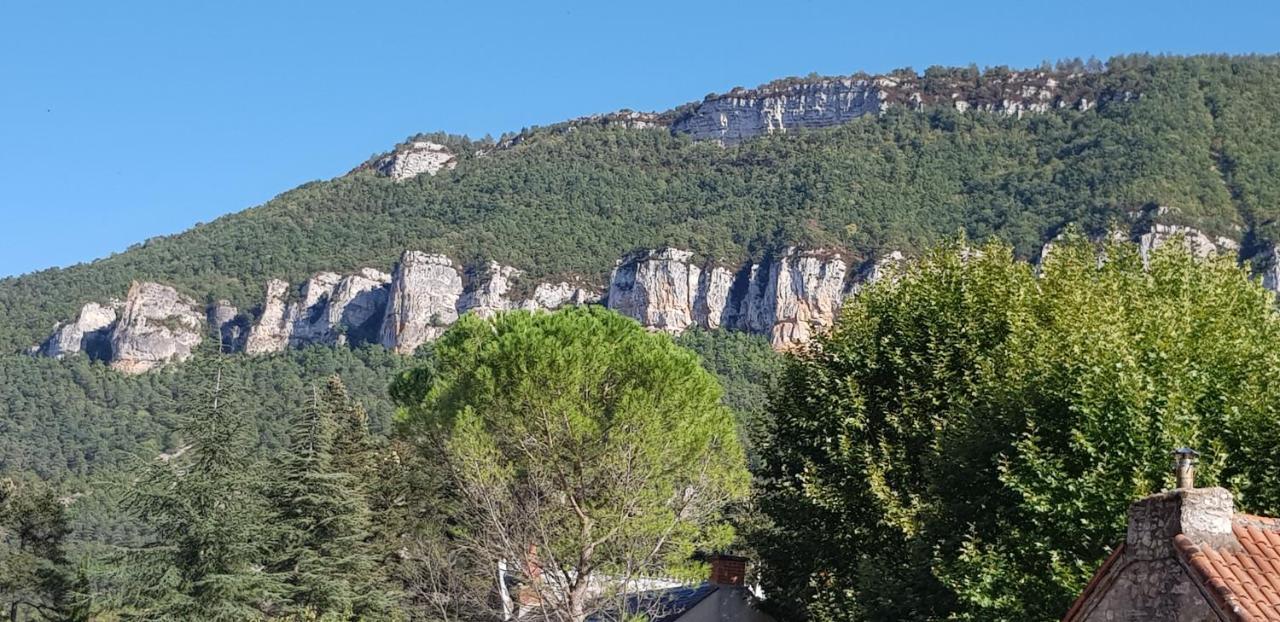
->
[1173,516,1280,621]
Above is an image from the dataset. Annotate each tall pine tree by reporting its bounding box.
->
[118,354,282,621]
[269,377,398,621]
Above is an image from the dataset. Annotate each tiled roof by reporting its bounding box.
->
[1175,515,1280,621]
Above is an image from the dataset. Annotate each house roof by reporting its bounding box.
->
[587,582,720,622]
[1175,515,1280,621]
[1065,514,1280,622]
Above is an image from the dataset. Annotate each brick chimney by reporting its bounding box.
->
[1124,448,1240,559]
[709,554,748,587]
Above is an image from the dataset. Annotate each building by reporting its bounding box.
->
[610,555,776,622]
[1064,449,1280,621]
[504,554,775,622]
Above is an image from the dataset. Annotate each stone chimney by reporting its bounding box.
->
[1124,448,1240,559]
[709,554,748,587]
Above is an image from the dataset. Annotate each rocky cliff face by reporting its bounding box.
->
[109,282,204,374]
[738,249,849,348]
[665,71,1102,144]
[242,269,393,354]
[1136,223,1239,266]
[460,262,521,319]
[36,301,119,359]
[324,269,392,345]
[243,279,292,354]
[39,221,1267,373]
[607,249,704,333]
[373,141,457,181]
[603,247,855,347]
[208,301,245,352]
[670,78,888,145]
[522,282,600,311]
[848,251,905,295]
[379,251,465,354]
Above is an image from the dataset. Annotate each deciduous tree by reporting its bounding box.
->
[754,236,1280,621]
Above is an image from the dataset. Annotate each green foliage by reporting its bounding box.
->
[0,479,85,621]
[116,355,283,621]
[752,237,1280,621]
[0,345,405,483]
[674,329,785,464]
[392,307,750,621]
[267,377,399,620]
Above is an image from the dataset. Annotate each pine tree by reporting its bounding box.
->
[324,377,376,490]
[119,354,281,621]
[0,479,85,622]
[269,378,399,620]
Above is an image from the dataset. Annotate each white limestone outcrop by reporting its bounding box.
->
[460,262,521,319]
[208,301,244,352]
[374,141,457,181]
[51,222,1263,374]
[324,269,392,345]
[1137,223,1239,266]
[37,301,119,358]
[607,249,704,333]
[739,249,849,348]
[243,279,293,354]
[693,266,736,330]
[847,251,905,295]
[109,282,204,374]
[522,282,600,311]
[668,71,1098,144]
[379,251,465,354]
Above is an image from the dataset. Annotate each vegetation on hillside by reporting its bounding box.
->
[4,55,1280,355]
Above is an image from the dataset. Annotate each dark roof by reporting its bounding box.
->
[588,583,719,622]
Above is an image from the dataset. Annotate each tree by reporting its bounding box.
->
[0,480,84,621]
[118,355,282,621]
[391,307,750,622]
[753,237,1280,621]
[268,377,399,620]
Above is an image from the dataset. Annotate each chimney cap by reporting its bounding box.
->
[1173,447,1199,489]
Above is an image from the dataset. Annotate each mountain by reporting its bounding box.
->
[5,53,1280,484]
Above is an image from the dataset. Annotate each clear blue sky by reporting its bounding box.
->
[2,0,1278,278]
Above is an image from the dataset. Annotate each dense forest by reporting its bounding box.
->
[5,54,1280,618]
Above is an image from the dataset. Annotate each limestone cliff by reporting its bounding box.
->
[847,251,905,296]
[109,282,204,374]
[667,70,1104,144]
[693,266,736,330]
[607,249,704,333]
[373,141,457,181]
[243,279,292,354]
[36,301,119,359]
[208,301,246,352]
[739,249,849,348]
[379,251,464,354]
[39,226,1272,374]
[324,269,392,345]
[1136,223,1239,266]
[522,282,600,311]
[460,262,521,319]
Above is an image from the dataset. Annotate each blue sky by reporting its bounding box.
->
[2,0,1278,278]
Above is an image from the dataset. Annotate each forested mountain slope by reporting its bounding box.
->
[4,54,1280,485]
